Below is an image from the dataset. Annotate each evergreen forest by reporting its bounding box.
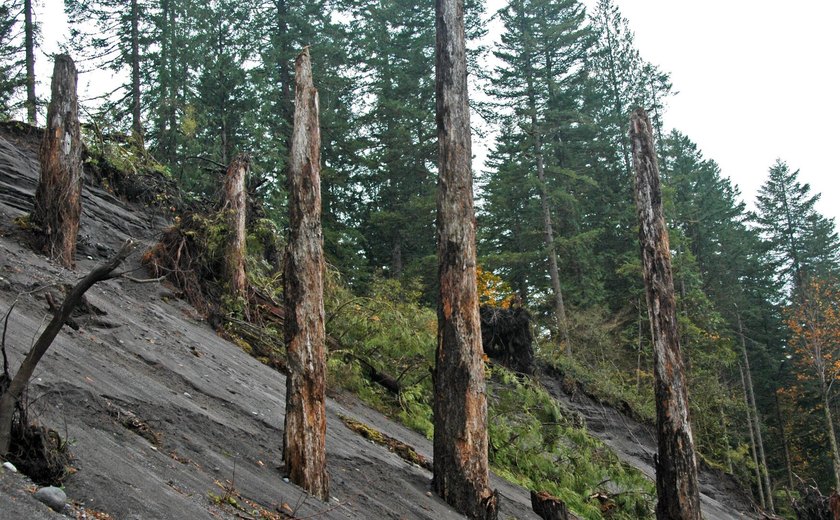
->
[2,0,839,516]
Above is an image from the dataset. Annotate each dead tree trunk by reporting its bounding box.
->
[282,48,329,501]
[630,108,701,520]
[0,241,135,457]
[433,1,497,518]
[24,0,36,125]
[740,363,766,509]
[223,154,249,303]
[738,312,774,512]
[32,55,82,270]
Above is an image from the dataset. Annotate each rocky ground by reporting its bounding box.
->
[0,125,755,519]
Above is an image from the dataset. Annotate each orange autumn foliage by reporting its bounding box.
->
[476,266,515,309]
[787,277,840,388]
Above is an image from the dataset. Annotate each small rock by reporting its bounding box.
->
[2,461,17,472]
[34,486,66,512]
[283,477,290,483]
[183,392,191,399]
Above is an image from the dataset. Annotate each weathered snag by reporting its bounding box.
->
[630,107,701,519]
[223,154,250,303]
[32,54,82,269]
[433,0,498,518]
[282,48,329,500]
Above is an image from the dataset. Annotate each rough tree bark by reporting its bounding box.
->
[24,0,36,125]
[738,312,774,512]
[223,154,249,303]
[32,55,82,270]
[433,1,498,518]
[282,48,329,501]
[130,0,143,143]
[0,241,135,457]
[630,108,701,520]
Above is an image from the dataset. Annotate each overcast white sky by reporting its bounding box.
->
[34,0,839,223]
[594,0,840,223]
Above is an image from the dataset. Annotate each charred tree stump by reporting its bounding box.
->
[531,490,569,520]
[0,241,135,457]
[433,1,498,518]
[32,55,82,269]
[223,154,250,303]
[630,108,701,520]
[282,48,329,501]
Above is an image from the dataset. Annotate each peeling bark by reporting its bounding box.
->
[282,48,329,501]
[32,55,82,270]
[223,154,249,303]
[630,108,701,520]
[433,1,497,518]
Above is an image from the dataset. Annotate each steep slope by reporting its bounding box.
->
[0,126,754,519]
[0,129,540,519]
[538,368,755,519]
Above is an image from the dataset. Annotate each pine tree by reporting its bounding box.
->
[64,0,155,140]
[483,0,593,350]
[753,160,840,296]
[0,0,35,120]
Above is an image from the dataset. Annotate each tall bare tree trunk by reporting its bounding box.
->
[630,108,701,520]
[223,154,249,303]
[433,1,497,518]
[24,0,36,125]
[282,48,329,501]
[0,241,134,456]
[773,383,796,491]
[130,0,143,144]
[740,362,766,508]
[738,312,774,512]
[32,55,82,270]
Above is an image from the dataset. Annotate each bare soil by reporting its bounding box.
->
[0,126,754,519]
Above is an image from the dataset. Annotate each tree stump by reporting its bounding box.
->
[630,107,701,520]
[432,1,497,518]
[32,54,82,269]
[282,48,329,501]
[531,490,569,520]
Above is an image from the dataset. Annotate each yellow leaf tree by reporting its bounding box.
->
[787,276,840,489]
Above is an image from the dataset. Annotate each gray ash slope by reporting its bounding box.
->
[0,128,751,519]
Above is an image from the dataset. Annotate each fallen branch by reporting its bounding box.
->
[0,240,136,457]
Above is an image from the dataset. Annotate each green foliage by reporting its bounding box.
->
[487,365,655,519]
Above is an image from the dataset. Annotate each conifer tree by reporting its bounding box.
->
[484,0,593,350]
[753,160,840,296]
[64,0,155,140]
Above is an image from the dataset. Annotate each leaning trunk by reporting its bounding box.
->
[432,1,497,518]
[630,108,701,520]
[738,312,774,511]
[0,241,134,456]
[32,55,82,269]
[223,154,249,303]
[24,0,36,124]
[282,48,329,501]
[740,363,766,508]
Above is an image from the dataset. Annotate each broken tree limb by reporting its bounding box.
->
[0,240,136,457]
[630,108,701,520]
